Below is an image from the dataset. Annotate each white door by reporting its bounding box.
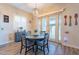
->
[49,15,62,42]
[49,16,56,41]
[49,24,56,41]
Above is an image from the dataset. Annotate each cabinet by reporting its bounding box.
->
[15,32,21,42]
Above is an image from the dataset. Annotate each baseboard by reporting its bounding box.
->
[0,41,14,48]
[49,40,79,51]
[49,40,62,45]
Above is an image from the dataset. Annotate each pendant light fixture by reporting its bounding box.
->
[32,3,39,17]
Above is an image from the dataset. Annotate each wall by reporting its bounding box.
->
[0,4,32,45]
[61,4,79,48]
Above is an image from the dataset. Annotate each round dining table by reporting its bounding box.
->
[26,34,45,55]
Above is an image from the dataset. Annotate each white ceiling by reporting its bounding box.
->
[8,3,79,14]
[9,3,61,13]
[8,3,79,17]
[9,3,33,13]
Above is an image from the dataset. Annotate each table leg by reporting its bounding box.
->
[35,40,38,55]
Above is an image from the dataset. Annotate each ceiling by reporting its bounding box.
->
[9,3,65,13]
[7,3,79,17]
[9,3,49,13]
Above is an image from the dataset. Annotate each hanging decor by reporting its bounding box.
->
[74,13,78,25]
[4,15,9,23]
[32,3,39,17]
[64,15,67,25]
[69,16,72,26]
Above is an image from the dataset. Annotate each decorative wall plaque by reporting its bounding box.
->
[64,15,67,25]
[74,13,78,25]
[69,16,72,26]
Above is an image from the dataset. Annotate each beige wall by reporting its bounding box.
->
[0,4,32,45]
[61,4,79,48]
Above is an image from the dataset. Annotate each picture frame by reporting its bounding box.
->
[4,15,9,23]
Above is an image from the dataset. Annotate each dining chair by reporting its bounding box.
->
[37,33,49,55]
[27,31,31,35]
[20,35,35,55]
[40,31,46,35]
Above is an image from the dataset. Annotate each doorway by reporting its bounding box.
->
[49,15,62,43]
[49,24,56,41]
[49,16,56,42]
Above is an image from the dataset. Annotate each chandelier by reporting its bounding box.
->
[32,3,39,17]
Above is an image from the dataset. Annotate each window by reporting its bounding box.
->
[58,15,62,41]
[14,15,27,31]
[49,16,56,40]
[42,17,47,31]
[49,16,56,25]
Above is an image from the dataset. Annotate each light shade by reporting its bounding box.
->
[32,8,39,17]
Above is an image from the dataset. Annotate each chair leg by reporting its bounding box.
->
[35,45,37,55]
[43,46,45,55]
[47,44,49,53]
[25,48,27,55]
[20,45,23,54]
[32,46,34,52]
[36,46,38,52]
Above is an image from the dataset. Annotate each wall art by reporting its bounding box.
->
[74,13,78,25]
[69,16,72,26]
[64,15,67,25]
[4,15,9,23]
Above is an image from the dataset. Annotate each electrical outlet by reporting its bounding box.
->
[1,28,4,30]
